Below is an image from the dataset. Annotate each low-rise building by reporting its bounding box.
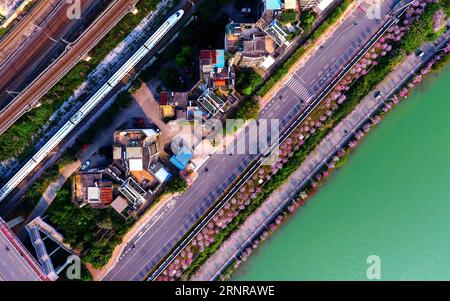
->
[74,170,113,207]
[170,145,193,171]
[264,0,283,11]
[284,0,299,10]
[199,49,232,90]
[74,127,171,213]
[225,17,291,71]
[108,128,171,210]
[196,49,234,117]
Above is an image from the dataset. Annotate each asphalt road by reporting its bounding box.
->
[102,0,398,281]
[0,219,43,281]
[0,0,138,135]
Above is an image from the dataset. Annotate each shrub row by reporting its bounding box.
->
[0,0,162,161]
[180,0,447,279]
[257,0,351,98]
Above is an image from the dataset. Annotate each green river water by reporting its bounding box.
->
[233,65,450,280]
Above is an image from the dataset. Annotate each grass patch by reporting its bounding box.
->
[0,0,162,161]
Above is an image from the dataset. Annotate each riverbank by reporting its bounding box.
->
[156,0,449,280]
[232,62,450,281]
[193,40,450,280]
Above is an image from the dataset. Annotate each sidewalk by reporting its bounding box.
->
[192,48,427,280]
[15,100,143,238]
[96,191,181,280]
[259,1,359,108]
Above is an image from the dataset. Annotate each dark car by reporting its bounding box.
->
[374,91,383,100]
[241,7,251,16]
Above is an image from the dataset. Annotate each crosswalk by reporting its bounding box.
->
[286,76,313,102]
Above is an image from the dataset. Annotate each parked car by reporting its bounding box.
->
[416,50,425,59]
[241,7,251,15]
[80,160,91,171]
[374,91,383,100]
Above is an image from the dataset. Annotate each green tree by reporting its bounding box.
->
[160,66,184,90]
[235,68,263,96]
[175,46,194,67]
[233,98,260,121]
[300,10,316,30]
[279,10,298,24]
[166,176,188,193]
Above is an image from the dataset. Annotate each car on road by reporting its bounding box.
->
[80,160,91,171]
[416,50,425,59]
[374,91,383,100]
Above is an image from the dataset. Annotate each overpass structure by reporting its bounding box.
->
[0,217,47,281]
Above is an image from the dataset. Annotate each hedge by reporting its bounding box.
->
[180,0,447,279]
[0,0,162,161]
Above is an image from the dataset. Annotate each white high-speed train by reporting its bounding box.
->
[0,9,185,202]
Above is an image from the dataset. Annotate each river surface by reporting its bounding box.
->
[233,65,450,280]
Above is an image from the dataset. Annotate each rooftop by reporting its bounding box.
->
[200,49,226,70]
[111,196,128,214]
[170,146,193,170]
[265,0,282,10]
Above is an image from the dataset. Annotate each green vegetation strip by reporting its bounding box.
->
[257,0,350,98]
[181,1,447,279]
[0,0,162,161]
[232,0,350,120]
[48,182,133,269]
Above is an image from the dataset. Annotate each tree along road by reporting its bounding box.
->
[102,0,400,281]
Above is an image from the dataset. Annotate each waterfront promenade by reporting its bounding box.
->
[192,35,450,280]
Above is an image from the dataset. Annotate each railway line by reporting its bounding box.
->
[0,0,138,135]
[0,0,100,109]
[0,9,185,203]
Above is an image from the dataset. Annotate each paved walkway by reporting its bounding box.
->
[133,83,176,151]
[15,100,143,239]
[192,41,440,280]
[259,0,359,108]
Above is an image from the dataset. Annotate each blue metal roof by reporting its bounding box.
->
[170,146,193,170]
[265,0,282,10]
[214,49,225,68]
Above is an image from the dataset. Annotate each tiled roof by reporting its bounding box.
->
[99,186,113,205]
[159,91,169,105]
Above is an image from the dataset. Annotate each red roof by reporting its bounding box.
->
[99,187,113,205]
[199,50,217,65]
[160,92,169,105]
[214,79,226,87]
